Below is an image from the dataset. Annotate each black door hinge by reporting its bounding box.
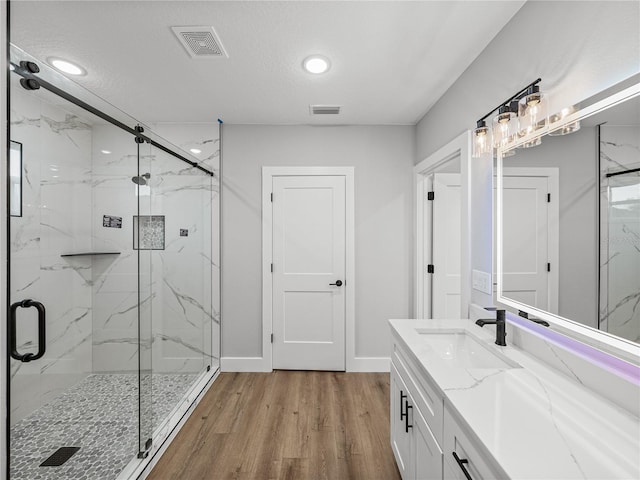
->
[270,263,273,273]
[427,264,435,274]
[547,263,551,272]
[547,193,551,203]
[427,191,435,201]
[270,193,273,202]
[270,333,274,343]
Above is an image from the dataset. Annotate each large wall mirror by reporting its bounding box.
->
[496,77,640,362]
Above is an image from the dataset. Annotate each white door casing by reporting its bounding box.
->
[432,173,462,318]
[262,167,355,372]
[272,175,345,370]
[415,131,471,319]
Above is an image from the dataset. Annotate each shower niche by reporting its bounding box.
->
[7,46,220,480]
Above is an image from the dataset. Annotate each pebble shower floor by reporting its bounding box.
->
[10,373,198,480]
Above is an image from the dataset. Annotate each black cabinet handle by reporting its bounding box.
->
[329,280,343,287]
[400,391,407,420]
[452,452,473,480]
[404,402,413,433]
[9,299,46,362]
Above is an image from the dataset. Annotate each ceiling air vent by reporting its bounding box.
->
[310,105,341,115]
[171,26,228,59]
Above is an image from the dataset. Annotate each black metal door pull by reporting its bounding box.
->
[452,452,473,480]
[9,299,46,362]
[329,280,343,287]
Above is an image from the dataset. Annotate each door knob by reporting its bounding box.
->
[329,280,343,287]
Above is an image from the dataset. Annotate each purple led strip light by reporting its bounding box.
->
[506,312,640,386]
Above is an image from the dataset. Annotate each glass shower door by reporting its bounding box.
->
[7,62,142,478]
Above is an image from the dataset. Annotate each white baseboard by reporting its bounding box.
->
[349,357,390,372]
[221,356,390,373]
[221,356,270,372]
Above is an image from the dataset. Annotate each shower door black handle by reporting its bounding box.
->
[9,299,46,362]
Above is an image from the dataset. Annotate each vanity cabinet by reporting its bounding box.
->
[391,335,502,480]
[391,342,444,480]
[443,407,502,480]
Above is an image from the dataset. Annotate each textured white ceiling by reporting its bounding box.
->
[10,1,525,125]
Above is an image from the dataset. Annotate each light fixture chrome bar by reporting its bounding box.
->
[476,77,542,125]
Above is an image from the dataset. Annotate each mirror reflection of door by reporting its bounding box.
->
[494,169,559,314]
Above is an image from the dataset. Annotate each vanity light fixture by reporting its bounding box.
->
[548,106,581,136]
[48,57,86,76]
[303,55,331,74]
[472,78,543,158]
[472,120,492,157]
[517,85,547,137]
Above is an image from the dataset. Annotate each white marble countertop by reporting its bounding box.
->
[390,318,640,480]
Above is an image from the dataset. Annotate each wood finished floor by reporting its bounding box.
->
[147,371,401,480]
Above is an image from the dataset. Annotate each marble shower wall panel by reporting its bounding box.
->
[9,86,94,424]
[600,125,640,343]
[90,125,141,372]
[149,158,215,374]
[152,124,220,372]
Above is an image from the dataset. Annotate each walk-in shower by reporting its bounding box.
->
[7,45,220,479]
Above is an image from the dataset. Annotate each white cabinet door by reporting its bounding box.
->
[443,454,458,480]
[391,363,413,479]
[413,406,443,480]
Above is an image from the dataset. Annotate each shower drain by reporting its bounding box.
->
[40,447,80,467]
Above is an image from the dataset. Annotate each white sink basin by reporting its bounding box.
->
[415,329,521,369]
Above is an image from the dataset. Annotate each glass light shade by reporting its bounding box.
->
[518,90,547,137]
[472,125,492,158]
[493,109,516,149]
[520,136,542,148]
[548,106,581,136]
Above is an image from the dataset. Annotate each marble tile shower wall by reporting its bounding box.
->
[9,87,94,424]
[91,124,220,373]
[599,126,640,343]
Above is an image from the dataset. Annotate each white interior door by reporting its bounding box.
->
[432,173,462,318]
[272,175,346,370]
[497,175,550,310]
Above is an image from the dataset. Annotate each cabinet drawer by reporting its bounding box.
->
[443,406,504,480]
[393,343,444,446]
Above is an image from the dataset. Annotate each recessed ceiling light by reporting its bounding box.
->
[303,55,331,74]
[48,57,86,76]
[101,150,111,154]
[190,148,202,154]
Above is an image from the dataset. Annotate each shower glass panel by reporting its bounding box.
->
[144,141,215,434]
[604,172,640,342]
[8,71,142,478]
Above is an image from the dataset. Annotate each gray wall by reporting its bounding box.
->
[221,125,415,360]
[416,0,639,314]
[416,1,640,161]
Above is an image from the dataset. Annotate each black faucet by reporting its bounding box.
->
[475,309,507,346]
